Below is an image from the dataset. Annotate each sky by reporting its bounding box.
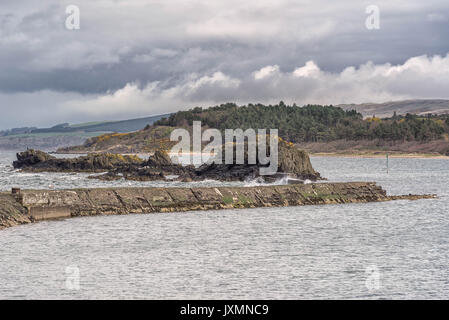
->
[1,0,449,129]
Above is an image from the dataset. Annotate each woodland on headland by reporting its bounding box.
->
[155,102,449,144]
[58,102,449,156]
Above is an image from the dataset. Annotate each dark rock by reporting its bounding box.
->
[194,163,260,181]
[13,149,55,169]
[188,138,321,181]
[13,150,144,172]
[14,139,322,183]
[147,149,172,167]
[277,139,320,179]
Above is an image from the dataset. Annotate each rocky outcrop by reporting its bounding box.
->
[13,149,144,172]
[16,140,321,182]
[92,139,322,182]
[278,141,318,179]
[13,149,55,168]
[191,138,321,181]
[0,183,436,230]
[148,149,172,166]
[91,149,197,181]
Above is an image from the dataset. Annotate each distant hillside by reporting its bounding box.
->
[25,114,171,135]
[0,113,171,151]
[0,132,108,152]
[338,99,449,118]
[60,103,449,155]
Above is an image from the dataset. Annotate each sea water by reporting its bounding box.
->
[0,151,448,299]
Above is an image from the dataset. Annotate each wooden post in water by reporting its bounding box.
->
[386,153,389,174]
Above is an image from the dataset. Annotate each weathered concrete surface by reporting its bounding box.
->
[0,193,32,229]
[0,183,436,230]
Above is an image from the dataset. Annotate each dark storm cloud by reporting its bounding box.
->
[1,0,449,128]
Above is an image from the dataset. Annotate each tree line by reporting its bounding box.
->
[154,102,449,143]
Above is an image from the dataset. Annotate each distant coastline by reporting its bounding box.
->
[50,150,449,159]
[309,152,449,159]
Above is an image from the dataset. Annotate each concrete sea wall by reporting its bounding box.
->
[0,183,436,230]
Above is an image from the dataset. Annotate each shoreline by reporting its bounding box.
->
[52,150,449,159]
[309,152,449,159]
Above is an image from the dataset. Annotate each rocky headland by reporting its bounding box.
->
[13,149,143,173]
[13,139,322,182]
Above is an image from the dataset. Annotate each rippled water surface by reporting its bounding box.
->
[1,151,448,299]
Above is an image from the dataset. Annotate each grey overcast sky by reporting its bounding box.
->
[1,0,449,129]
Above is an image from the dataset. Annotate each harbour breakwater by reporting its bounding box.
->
[0,183,436,230]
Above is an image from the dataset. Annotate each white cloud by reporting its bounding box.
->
[60,53,449,118]
[185,72,240,90]
[59,72,240,118]
[2,53,449,128]
[293,61,320,78]
[254,65,280,80]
